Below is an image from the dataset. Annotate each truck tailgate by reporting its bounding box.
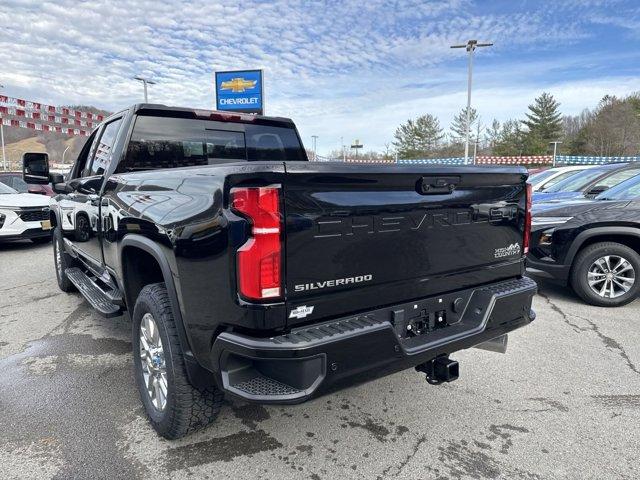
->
[283,162,528,325]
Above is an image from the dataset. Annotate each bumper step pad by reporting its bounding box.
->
[65,267,122,318]
[233,374,301,397]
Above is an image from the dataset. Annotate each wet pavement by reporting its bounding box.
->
[1,241,639,479]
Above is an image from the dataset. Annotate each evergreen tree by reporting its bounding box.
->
[493,119,527,156]
[485,119,501,152]
[522,92,563,152]
[393,114,444,158]
[450,107,479,143]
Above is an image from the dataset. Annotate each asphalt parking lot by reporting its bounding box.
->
[1,242,639,480]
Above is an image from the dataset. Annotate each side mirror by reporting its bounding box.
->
[50,173,67,194]
[586,185,608,196]
[68,176,102,195]
[22,152,50,185]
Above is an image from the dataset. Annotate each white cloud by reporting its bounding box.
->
[0,0,638,154]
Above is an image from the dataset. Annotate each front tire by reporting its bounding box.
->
[570,242,640,307]
[132,283,223,439]
[53,227,77,292]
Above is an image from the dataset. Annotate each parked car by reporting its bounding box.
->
[532,163,640,203]
[527,173,640,306]
[24,104,537,439]
[528,166,590,192]
[0,171,55,196]
[0,181,52,243]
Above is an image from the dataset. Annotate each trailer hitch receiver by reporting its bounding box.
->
[416,356,459,385]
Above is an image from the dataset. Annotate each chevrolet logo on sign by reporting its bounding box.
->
[220,77,257,93]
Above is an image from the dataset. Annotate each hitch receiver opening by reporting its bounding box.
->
[416,356,459,385]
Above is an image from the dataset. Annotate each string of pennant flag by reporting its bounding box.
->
[0,95,106,137]
[328,156,640,166]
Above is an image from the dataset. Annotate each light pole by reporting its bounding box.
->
[451,40,493,164]
[550,141,562,167]
[62,145,70,165]
[133,76,156,102]
[340,136,346,161]
[0,84,6,171]
[311,135,318,161]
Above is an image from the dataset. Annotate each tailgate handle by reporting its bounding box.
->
[418,176,460,195]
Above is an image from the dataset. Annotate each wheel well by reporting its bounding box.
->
[569,233,640,278]
[75,211,89,223]
[121,246,165,309]
[575,234,640,256]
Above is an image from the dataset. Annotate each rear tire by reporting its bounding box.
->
[53,227,77,292]
[132,283,223,439]
[570,242,640,307]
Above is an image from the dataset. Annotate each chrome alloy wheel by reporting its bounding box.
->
[587,255,636,299]
[139,313,168,411]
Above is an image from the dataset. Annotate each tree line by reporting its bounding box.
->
[387,91,640,159]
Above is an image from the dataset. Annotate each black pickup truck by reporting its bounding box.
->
[23,104,537,439]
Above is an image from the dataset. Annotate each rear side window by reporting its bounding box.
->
[117,115,304,173]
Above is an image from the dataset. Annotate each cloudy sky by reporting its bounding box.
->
[1,0,639,154]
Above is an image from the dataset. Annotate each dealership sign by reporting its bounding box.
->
[215,70,263,114]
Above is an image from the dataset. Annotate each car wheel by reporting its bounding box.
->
[132,283,223,439]
[570,242,640,307]
[31,236,52,244]
[53,226,77,292]
[74,214,91,242]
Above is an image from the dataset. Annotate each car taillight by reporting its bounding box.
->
[523,182,532,255]
[231,186,282,300]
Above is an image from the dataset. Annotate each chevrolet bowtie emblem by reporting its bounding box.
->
[220,77,257,93]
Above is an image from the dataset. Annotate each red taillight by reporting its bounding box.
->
[523,182,532,255]
[231,186,282,300]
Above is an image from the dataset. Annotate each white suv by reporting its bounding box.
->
[0,182,52,243]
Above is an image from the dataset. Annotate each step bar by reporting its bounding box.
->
[65,267,122,318]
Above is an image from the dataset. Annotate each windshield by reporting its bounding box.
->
[543,168,607,193]
[0,182,18,194]
[596,173,640,200]
[528,169,556,186]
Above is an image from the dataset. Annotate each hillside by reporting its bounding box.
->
[2,135,84,171]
